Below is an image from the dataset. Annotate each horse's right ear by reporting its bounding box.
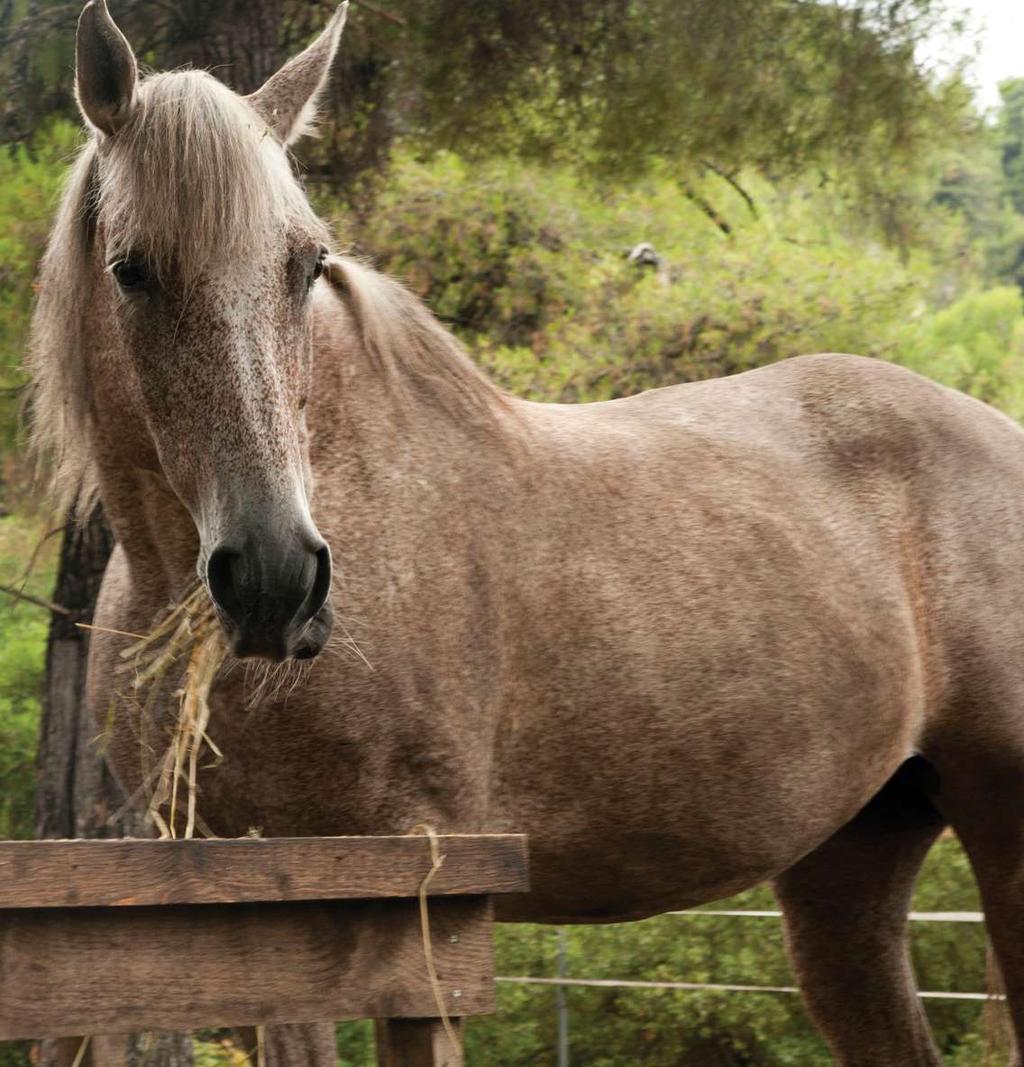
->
[247,2,348,146]
[76,0,139,136]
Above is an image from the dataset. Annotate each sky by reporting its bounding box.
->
[956,0,1023,109]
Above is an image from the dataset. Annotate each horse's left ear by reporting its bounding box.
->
[247,2,348,146]
[76,0,139,136]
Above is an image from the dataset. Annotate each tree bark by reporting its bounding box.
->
[36,505,117,841]
[34,506,194,1067]
[164,0,285,94]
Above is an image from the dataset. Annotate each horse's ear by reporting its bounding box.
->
[247,2,348,147]
[75,0,139,136]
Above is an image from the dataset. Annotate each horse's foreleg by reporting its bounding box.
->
[773,760,945,1067]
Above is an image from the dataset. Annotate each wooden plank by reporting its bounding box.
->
[0,834,529,909]
[0,897,494,1040]
[375,1019,464,1067]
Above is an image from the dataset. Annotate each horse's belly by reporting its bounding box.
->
[493,760,903,924]
[489,657,919,921]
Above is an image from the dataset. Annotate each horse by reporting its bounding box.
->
[28,2,1024,1064]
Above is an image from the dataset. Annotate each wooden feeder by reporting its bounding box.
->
[0,833,529,1066]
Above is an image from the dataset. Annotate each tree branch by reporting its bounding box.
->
[700,160,758,219]
[0,582,71,616]
[680,183,732,236]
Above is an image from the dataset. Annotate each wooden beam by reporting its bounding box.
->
[0,897,493,1040]
[0,834,529,908]
[376,1019,464,1067]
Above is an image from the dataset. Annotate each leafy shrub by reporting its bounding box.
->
[346,154,927,404]
[0,121,82,463]
[902,287,1024,416]
[0,515,56,841]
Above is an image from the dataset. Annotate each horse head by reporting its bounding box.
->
[64,0,349,661]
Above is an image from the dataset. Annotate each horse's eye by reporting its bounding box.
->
[311,249,327,283]
[111,259,149,292]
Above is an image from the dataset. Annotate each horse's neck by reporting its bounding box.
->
[94,454,200,604]
[307,299,522,534]
[306,302,528,671]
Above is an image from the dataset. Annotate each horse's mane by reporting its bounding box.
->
[98,70,324,281]
[29,70,327,514]
[324,256,505,420]
[29,146,101,514]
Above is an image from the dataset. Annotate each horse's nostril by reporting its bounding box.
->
[307,544,332,620]
[207,545,245,624]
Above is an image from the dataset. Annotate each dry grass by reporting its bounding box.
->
[117,587,227,840]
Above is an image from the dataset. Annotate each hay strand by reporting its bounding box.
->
[119,587,227,840]
[410,824,461,1056]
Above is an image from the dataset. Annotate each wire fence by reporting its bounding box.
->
[494,908,1000,1066]
[496,908,994,1002]
[499,909,994,998]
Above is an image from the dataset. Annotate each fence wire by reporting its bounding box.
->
[496,909,998,1005]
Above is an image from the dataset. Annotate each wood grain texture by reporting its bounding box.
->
[0,834,529,908]
[0,897,494,1040]
[375,1019,464,1067]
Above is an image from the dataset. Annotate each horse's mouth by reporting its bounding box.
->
[292,603,334,661]
[214,600,334,663]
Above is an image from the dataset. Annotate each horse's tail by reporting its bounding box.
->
[983,937,1013,1064]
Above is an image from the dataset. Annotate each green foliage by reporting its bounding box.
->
[405,0,969,187]
[3,0,975,206]
[0,120,82,459]
[999,79,1024,216]
[902,287,1024,415]
[0,514,54,841]
[0,1044,29,1067]
[992,78,1024,294]
[356,153,927,403]
[336,1021,376,1065]
[0,599,46,840]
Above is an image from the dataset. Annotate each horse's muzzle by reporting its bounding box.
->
[205,535,333,662]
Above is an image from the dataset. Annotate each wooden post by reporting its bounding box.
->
[375,1019,464,1067]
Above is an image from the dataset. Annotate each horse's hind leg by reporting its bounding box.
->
[773,759,946,1067]
[929,734,1024,1066]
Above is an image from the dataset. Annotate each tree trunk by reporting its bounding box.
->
[36,505,117,841]
[165,0,285,94]
[34,505,194,1067]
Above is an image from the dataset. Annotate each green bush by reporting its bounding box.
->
[902,287,1024,416]
[347,154,928,404]
[0,514,55,841]
[0,121,82,459]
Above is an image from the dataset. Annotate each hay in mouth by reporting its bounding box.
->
[118,587,227,839]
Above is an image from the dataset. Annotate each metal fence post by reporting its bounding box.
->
[556,927,569,1067]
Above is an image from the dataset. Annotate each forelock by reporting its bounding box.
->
[95,70,327,282]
